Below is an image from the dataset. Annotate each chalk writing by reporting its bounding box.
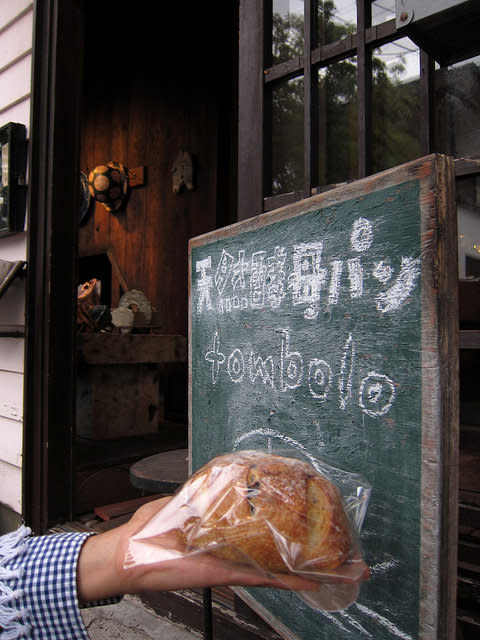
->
[214,249,234,295]
[204,330,224,384]
[308,359,332,401]
[376,256,420,313]
[351,217,374,253]
[207,329,395,417]
[338,333,355,411]
[193,217,420,319]
[196,257,213,312]
[359,373,395,418]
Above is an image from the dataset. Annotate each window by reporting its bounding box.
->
[371,38,420,173]
[238,0,480,217]
[434,55,480,159]
[317,56,358,185]
[270,76,305,194]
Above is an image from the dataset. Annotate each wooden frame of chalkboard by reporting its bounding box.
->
[188,155,458,640]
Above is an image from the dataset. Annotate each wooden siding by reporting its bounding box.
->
[0,1,33,514]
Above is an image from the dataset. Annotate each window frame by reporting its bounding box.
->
[237,0,435,220]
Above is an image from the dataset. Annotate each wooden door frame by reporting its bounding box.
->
[23,0,84,532]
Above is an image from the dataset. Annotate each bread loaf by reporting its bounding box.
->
[180,451,353,574]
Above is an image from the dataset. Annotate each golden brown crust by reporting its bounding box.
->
[180,452,353,574]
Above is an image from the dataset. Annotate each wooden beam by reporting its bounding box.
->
[238,0,265,220]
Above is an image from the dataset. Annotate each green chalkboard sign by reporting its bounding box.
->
[188,156,458,640]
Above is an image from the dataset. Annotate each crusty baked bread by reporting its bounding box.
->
[180,451,353,574]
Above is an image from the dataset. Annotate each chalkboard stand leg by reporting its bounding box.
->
[203,587,213,640]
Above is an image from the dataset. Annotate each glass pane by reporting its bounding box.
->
[434,55,480,158]
[371,1,395,26]
[271,76,305,195]
[272,0,304,65]
[317,57,358,186]
[457,176,480,280]
[317,1,356,46]
[372,38,421,174]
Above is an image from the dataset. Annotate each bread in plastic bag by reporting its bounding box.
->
[124,450,370,611]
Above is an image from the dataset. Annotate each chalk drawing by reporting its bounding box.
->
[338,333,355,411]
[359,372,395,417]
[290,242,327,319]
[308,359,332,401]
[347,257,364,299]
[202,329,396,418]
[196,257,213,312]
[215,249,234,295]
[279,329,304,392]
[354,603,414,640]
[227,348,245,383]
[318,611,350,632]
[351,217,373,253]
[194,229,420,318]
[204,330,225,384]
[376,256,420,313]
[233,428,326,469]
[370,559,401,576]
[251,251,267,309]
[328,259,343,305]
[249,352,275,388]
[232,249,249,291]
[372,260,394,284]
[265,246,287,309]
[338,610,372,636]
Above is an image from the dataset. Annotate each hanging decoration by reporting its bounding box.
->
[87,161,128,212]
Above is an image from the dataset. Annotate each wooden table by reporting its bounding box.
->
[129,448,189,493]
[129,448,213,640]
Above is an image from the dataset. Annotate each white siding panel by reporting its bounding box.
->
[0,0,34,520]
[0,54,31,111]
[0,97,30,129]
[0,459,21,513]
[0,10,32,66]
[0,415,22,466]
[0,337,24,372]
[0,278,25,328]
[0,370,23,420]
[0,2,32,27]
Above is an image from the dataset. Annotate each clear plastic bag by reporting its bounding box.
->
[124,450,371,611]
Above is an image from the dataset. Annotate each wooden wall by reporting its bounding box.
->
[79,2,238,337]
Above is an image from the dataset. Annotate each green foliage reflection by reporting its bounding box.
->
[270,7,420,194]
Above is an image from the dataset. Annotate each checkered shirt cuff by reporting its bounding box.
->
[23,532,121,639]
[22,532,95,639]
[1,527,123,639]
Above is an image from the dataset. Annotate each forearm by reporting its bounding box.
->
[76,523,130,603]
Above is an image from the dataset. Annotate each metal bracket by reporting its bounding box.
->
[395,0,414,28]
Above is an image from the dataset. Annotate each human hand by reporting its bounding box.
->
[77,496,320,604]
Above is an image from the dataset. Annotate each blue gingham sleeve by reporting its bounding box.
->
[1,525,120,640]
